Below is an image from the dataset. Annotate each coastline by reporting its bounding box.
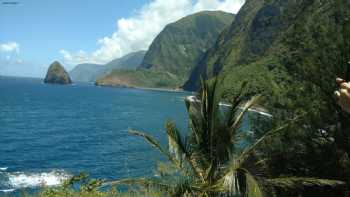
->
[95,83,192,94]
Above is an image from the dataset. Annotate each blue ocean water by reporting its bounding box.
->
[0,76,190,194]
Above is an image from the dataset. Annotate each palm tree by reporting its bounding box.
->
[104,78,345,196]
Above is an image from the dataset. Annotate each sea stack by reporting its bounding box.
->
[44,61,72,84]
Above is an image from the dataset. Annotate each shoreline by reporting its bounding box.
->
[186,95,272,117]
[96,83,193,94]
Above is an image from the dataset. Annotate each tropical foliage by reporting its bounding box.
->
[102,79,345,196]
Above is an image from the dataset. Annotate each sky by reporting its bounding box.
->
[0,0,245,78]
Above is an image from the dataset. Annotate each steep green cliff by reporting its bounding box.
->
[140,11,234,83]
[184,0,350,100]
[183,0,350,190]
[97,11,234,88]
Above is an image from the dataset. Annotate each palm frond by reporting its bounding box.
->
[104,177,207,196]
[225,81,248,126]
[185,98,203,145]
[244,170,264,197]
[237,114,304,165]
[229,95,261,135]
[219,115,303,194]
[166,121,205,181]
[222,170,241,196]
[166,121,184,162]
[128,129,181,170]
[103,178,173,191]
[220,166,264,197]
[265,177,346,190]
[219,159,240,193]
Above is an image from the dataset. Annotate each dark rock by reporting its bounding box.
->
[44,61,72,84]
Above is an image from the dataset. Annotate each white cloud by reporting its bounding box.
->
[0,41,46,78]
[194,0,244,13]
[0,42,20,53]
[60,0,245,65]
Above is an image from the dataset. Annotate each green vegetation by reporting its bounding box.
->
[98,79,344,196]
[141,11,234,79]
[25,173,164,197]
[183,0,350,196]
[36,76,349,196]
[37,0,350,196]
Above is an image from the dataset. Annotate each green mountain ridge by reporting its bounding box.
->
[178,1,350,194]
[105,50,146,71]
[69,50,146,82]
[184,0,350,100]
[140,11,235,79]
[96,10,235,88]
[182,0,350,189]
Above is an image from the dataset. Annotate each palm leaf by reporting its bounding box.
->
[128,129,181,170]
[222,170,241,196]
[219,115,303,195]
[185,98,203,145]
[265,177,346,190]
[220,167,264,197]
[225,81,248,127]
[244,170,264,197]
[166,121,183,162]
[166,121,205,181]
[237,114,304,165]
[229,95,261,135]
[104,177,208,195]
[103,178,174,192]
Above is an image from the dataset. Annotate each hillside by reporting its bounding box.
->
[69,50,146,82]
[95,69,179,89]
[183,0,350,136]
[182,0,350,191]
[97,11,234,88]
[183,0,350,100]
[69,63,103,82]
[140,11,234,81]
[104,50,146,71]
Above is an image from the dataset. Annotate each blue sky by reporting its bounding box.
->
[0,0,244,78]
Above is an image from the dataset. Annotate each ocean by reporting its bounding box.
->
[0,76,190,194]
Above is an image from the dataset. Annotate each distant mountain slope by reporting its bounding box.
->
[105,50,146,71]
[95,69,179,89]
[70,63,104,82]
[97,11,235,88]
[69,50,146,82]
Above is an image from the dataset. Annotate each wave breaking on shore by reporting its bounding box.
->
[0,168,71,193]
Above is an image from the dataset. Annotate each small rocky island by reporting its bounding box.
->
[44,61,72,84]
